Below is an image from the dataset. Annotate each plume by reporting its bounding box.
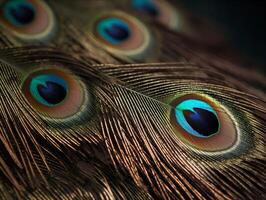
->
[0,0,119,64]
[0,47,265,199]
[46,0,203,63]
[0,0,265,199]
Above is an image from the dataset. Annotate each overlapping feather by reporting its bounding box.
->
[0,46,265,199]
[0,0,265,199]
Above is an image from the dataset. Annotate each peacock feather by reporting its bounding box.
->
[47,0,199,63]
[0,46,265,199]
[0,0,120,64]
[110,0,226,47]
[0,0,265,199]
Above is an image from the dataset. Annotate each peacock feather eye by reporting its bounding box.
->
[2,0,36,26]
[22,68,88,119]
[131,0,179,30]
[91,11,155,61]
[170,94,238,152]
[132,0,159,17]
[0,0,56,42]
[96,17,131,45]
[29,74,68,107]
[175,99,220,138]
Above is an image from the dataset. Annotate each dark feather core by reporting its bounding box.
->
[104,23,130,42]
[183,108,219,137]
[133,0,159,17]
[174,98,220,138]
[96,17,131,45]
[3,1,36,26]
[37,81,67,105]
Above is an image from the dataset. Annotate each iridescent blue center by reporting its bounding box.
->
[30,74,68,106]
[132,0,159,17]
[2,0,36,26]
[175,99,220,138]
[97,17,131,45]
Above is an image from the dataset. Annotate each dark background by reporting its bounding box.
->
[179,0,266,74]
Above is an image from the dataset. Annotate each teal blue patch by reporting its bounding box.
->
[96,17,130,45]
[2,0,35,27]
[29,74,68,107]
[175,99,218,138]
[132,0,159,16]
